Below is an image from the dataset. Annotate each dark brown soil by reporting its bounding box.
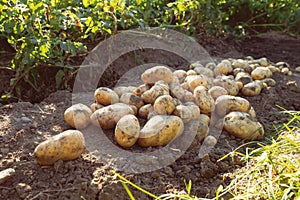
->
[0,32,299,200]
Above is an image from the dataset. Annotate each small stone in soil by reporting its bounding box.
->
[0,168,16,184]
[15,183,32,198]
[20,116,32,123]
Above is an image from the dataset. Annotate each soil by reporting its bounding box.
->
[0,31,300,200]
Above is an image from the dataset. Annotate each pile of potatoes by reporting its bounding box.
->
[34,57,292,165]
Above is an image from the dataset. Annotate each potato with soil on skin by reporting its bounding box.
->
[94,87,119,106]
[199,114,210,125]
[241,80,263,96]
[213,76,239,96]
[173,70,187,83]
[120,93,144,109]
[193,66,214,77]
[64,103,92,129]
[214,59,233,75]
[203,135,217,146]
[138,115,184,147]
[113,86,137,97]
[235,72,253,85]
[223,111,264,140]
[90,103,135,129]
[138,104,153,119]
[169,81,186,100]
[208,86,228,100]
[251,67,272,80]
[153,94,176,115]
[194,86,215,115]
[185,74,209,91]
[232,59,251,72]
[185,102,201,120]
[141,81,169,104]
[115,114,140,148]
[173,104,193,123]
[133,84,150,96]
[90,102,104,113]
[260,78,276,87]
[34,130,85,165]
[195,120,209,142]
[141,66,173,84]
[215,95,251,116]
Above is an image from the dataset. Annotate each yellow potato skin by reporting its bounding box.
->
[94,87,119,105]
[215,95,251,116]
[64,103,92,129]
[34,130,85,165]
[138,115,184,147]
[115,115,140,148]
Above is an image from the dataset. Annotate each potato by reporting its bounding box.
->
[281,67,289,75]
[205,62,216,71]
[223,111,264,140]
[64,103,92,129]
[251,67,272,80]
[90,103,135,129]
[193,66,214,77]
[235,72,253,85]
[184,90,195,102]
[173,70,187,83]
[190,61,204,69]
[94,87,119,105]
[267,65,280,73]
[138,104,153,119]
[232,59,250,69]
[215,95,251,116]
[194,86,215,115]
[173,104,193,123]
[115,114,140,148]
[133,84,150,96]
[260,78,276,87]
[90,102,104,113]
[199,114,210,125]
[195,121,209,142]
[208,86,228,100]
[185,102,201,120]
[147,107,158,120]
[241,80,263,96]
[233,68,245,76]
[141,81,169,104]
[138,115,184,147]
[113,86,136,97]
[213,76,239,96]
[141,66,173,84]
[186,69,197,76]
[185,75,208,91]
[153,95,175,115]
[214,60,233,75]
[203,135,217,146]
[249,106,256,118]
[181,82,189,90]
[169,81,186,100]
[120,93,144,109]
[34,130,85,165]
[236,81,243,90]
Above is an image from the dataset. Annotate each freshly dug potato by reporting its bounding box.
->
[190,61,204,69]
[214,60,233,75]
[147,107,158,120]
[173,104,193,123]
[94,87,119,105]
[34,130,85,165]
[232,59,250,70]
[195,120,209,142]
[169,81,186,100]
[138,115,184,147]
[185,102,201,120]
[208,86,228,100]
[138,104,153,119]
[90,102,104,113]
[260,78,276,87]
[213,76,239,96]
[133,84,150,96]
[141,81,169,104]
[233,68,245,76]
[193,66,214,77]
[141,66,173,84]
[173,70,187,83]
[236,81,243,90]
[203,135,217,146]
[113,86,136,97]
[223,111,264,140]
[267,65,280,73]
[90,103,135,129]
[194,86,215,115]
[199,114,210,125]
[120,93,144,109]
[115,114,140,148]
[181,82,189,90]
[235,72,253,85]
[249,106,256,118]
[205,62,216,71]
[186,69,197,76]
[153,95,175,115]
[241,80,263,96]
[281,67,290,75]
[64,103,92,129]
[251,67,272,80]
[184,90,195,102]
[215,95,251,116]
[185,75,209,91]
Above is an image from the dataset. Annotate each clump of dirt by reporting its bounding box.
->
[0,32,300,199]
